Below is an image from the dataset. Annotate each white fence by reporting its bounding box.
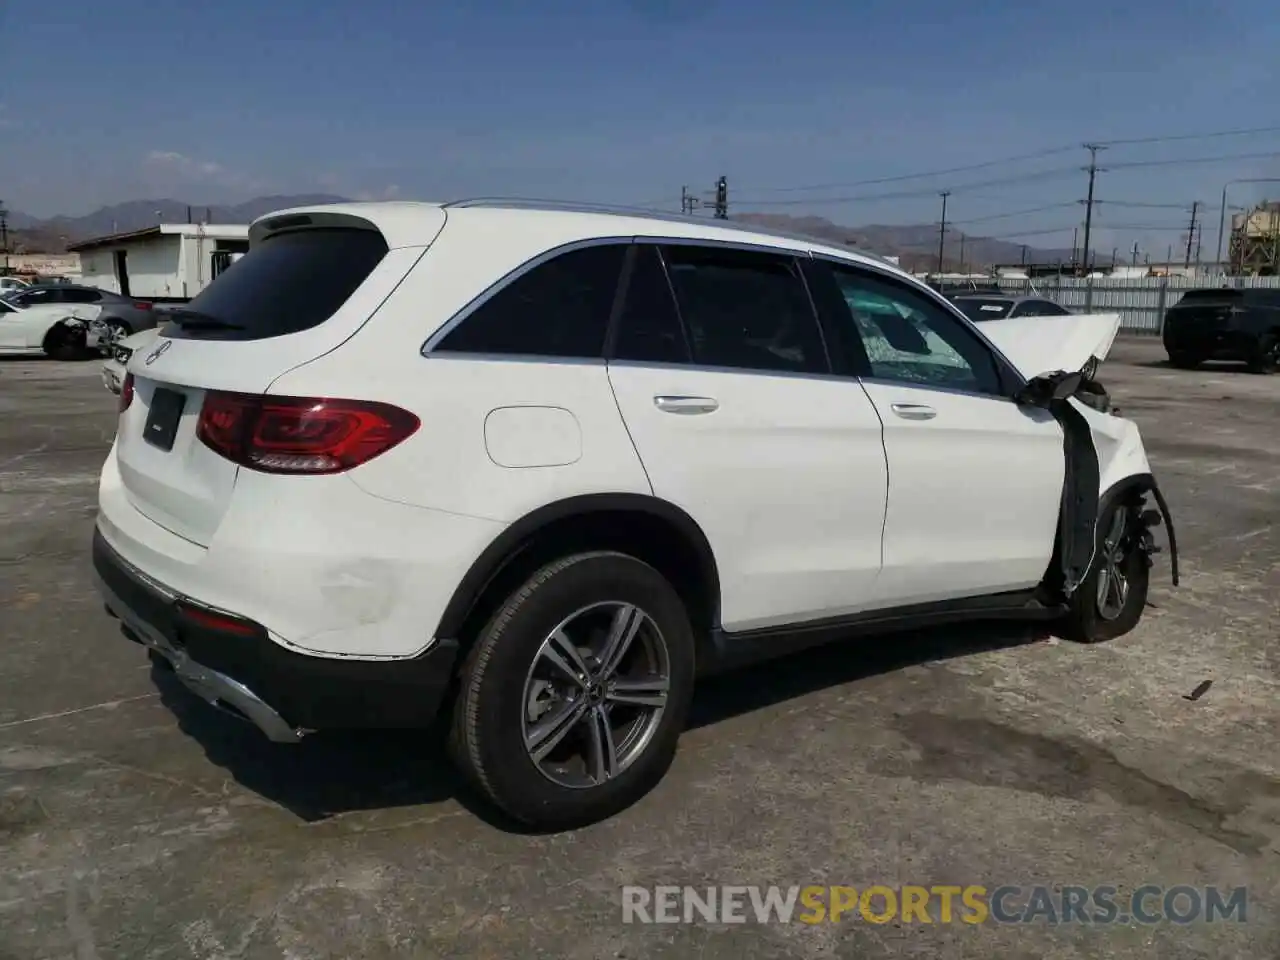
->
[992,275,1280,334]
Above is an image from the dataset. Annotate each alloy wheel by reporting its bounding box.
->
[1095,508,1133,621]
[521,601,671,789]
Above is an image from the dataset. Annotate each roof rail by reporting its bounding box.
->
[440,196,902,269]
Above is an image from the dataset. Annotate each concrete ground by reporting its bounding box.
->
[1,340,1277,959]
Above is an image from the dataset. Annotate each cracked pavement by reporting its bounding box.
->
[1,341,1278,959]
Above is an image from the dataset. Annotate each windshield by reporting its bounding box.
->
[953,298,1013,321]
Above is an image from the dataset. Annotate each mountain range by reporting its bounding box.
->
[5,196,1085,271]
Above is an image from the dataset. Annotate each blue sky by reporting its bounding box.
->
[2,0,1278,258]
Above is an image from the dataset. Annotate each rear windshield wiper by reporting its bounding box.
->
[161,307,245,331]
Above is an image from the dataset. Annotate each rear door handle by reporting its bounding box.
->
[654,395,719,415]
[890,402,937,420]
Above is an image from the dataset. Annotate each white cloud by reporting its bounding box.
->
[145,150,227,179]
[355,184,402,201]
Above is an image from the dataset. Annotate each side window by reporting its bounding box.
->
[1009,301,1037,318]
[18,289,53,307]
[828,266,1003,395]
[611,245,690,364]
[1038,300,1070,316]
[434,243,627,358]
[660,245,827,375]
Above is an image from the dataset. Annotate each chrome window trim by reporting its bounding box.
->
[420,236,634,356]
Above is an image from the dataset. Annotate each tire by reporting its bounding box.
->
[1058,498,1151,644]
[449,551,696,829]
[43,321,86,361]
[1245,334,1278,374]
[1166,352,1201,369]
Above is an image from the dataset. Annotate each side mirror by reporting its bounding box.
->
[1015,369,1083,407]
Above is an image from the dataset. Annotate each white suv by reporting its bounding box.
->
[93,200,1177,828]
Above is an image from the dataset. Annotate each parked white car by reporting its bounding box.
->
[0,293,102,358]
[101,327,160,394]
[0,276,30,294]
[92,200,1177,829]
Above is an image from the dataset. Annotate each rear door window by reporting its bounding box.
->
[659,245,828,375]
[163,228,389,341]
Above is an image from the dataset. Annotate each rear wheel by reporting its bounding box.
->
[1059,499,1151,643]
[450,551,695,829]
[1166,351,1201,369]
[1245,334,1278,374]
[42,321,86,361]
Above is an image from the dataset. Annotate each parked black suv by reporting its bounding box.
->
[1162,288,1280,373]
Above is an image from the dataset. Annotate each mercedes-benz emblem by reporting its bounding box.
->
[144,340,172,365]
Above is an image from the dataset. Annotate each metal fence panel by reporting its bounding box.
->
[991,275,1280,334]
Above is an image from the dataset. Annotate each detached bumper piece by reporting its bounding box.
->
[91,530,459,741]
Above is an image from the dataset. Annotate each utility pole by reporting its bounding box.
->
[958,233,966,273]
[1072,227,1079,267]
[936,191,950,275]
[1184,201,1200,268]
[680,186,698,216]
[0,200,8,272]
[1131,242,1139,267]
[1080,143,1105,278]
[713,176,728,219]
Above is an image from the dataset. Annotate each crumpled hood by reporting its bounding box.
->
[978,312,1122,379]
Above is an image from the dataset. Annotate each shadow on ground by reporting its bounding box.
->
[153,620,1044,831]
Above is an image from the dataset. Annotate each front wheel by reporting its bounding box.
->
[1059,499,1151,643]
[1245,334,1278,374]
[449,551,696,829]
[43,321,87,361]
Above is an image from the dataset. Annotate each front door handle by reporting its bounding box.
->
[890,402,937,420]
[654,395,719,415]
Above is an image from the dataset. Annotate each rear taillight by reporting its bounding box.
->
[135,301,153,310]
[196,392,419,474]
[120,373,134,412]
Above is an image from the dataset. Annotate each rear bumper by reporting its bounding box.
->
[1162,325,1255,359]
[92,528,460,740]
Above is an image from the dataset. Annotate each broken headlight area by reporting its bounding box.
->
[1074,355,1114,414]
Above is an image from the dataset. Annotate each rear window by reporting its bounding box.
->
[1174,289,1242,306]
[164,228,388,341]
[952,297,1013,321]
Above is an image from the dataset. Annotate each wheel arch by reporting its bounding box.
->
[433,493,723,664]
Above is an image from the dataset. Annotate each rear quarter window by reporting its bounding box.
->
[164,228,388,341]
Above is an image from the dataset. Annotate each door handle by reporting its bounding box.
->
[890,402,937,420]
[654,395,719,415]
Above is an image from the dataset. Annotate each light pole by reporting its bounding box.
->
[1216,178,1280,273]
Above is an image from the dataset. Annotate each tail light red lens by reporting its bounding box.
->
[196,392,419,474]
[120,373,134,412]
[135,301,153,310]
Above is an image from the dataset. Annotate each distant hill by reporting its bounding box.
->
[7,197,1088,269]
[733,212,1081,272]
[4,195,350,251]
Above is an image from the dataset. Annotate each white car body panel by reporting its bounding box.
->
[607,362,888,632]
[94,201,1164,677]
[979,312,1122,379]
[102,328,160,394]
[856,382,1064,607]
[0,300,102,354]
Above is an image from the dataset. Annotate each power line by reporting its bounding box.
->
[747,146,1078,195]
[1107,149,1280,171]
[739,124,1280,197]
[736,166,1081,207]
[1095,200,1194,210]
[953,202,1078,225]
[1095,124,1280,147]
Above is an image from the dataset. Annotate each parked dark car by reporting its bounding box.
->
[949,294,1073,321]
[1,283,158,349]
[1162,288,1280,373]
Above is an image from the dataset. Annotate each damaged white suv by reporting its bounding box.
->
[93,201,1177,828]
